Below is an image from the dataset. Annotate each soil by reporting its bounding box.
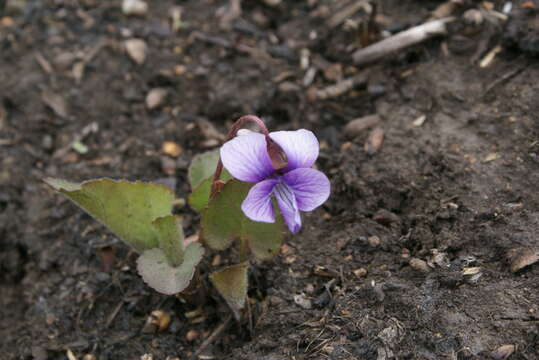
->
[1,0,538,359]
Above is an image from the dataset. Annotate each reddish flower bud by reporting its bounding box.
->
[266,136,288,171]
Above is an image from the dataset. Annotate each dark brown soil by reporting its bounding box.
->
[1,1,538,359]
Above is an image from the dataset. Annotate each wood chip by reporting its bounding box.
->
[344,114,381,137]
[483,152,498,162]
[353,268,368,277]
[125,39,148,65]
[309,72,369,101]
[479,45,502,68]
[364,127,384,154]
[491,344,515,360]
[162,141,182,157]
[412,114,426,127]
[42,92,69,118]
[67,349,78,360]
[35,52,53,74]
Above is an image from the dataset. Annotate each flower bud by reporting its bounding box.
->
[266,136,288,171]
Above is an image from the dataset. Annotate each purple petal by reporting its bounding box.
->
[269,130,319,171]
[241,179,278,223]
[283,168,330,211]
[273,181,302,233]
[220,133,274,183]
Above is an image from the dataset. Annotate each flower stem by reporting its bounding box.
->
[210,115,269,198]
[238,236,247,263]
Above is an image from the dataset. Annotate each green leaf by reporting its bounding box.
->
[187,149,231,212]
[188,170,232,212]
[201,180,284,260]
[151,215,184,267]
[137,242,204,295]
[188,150,221,189]
[44,177,175,252]
[210,263,248,320]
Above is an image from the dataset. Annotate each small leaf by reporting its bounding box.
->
[188,170,231,212]
[44,177,174,252]
[137,242,204,295]
[188,150,221,189]
[187,150,231,212]
[201,180,284,259]
[210,263,248,320]
[152,215,184,267]
[71,140,89,154]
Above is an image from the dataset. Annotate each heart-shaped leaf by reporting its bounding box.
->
[137,242,204,295]
[201,180,284,260]
[44,178,174,252]
[188,150,221,189]
[210,263,248,320]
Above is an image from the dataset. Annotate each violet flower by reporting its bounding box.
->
[220,129,330,233]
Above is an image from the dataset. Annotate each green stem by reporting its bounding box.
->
[239,236,248,263]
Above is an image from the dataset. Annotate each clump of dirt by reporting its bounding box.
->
[1,0,538,359]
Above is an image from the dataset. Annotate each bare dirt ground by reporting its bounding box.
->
[1,0,538,359]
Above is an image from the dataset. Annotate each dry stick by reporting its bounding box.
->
[352,17,455,65]
[311,72,369,100]
[482,62,528,98]
[190,315,233,360]
[327,0,370,29]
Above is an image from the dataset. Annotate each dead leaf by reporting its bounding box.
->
[42,92,69,118]
[124,39,148,65]
[507,247,539,272]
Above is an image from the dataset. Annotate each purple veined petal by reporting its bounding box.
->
[283,168,330,211]
[220,132,275,183]
[241,179,279,223]
[273,181,302,233]
[269,129,319,171]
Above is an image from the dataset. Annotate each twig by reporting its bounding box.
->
[105,301,124,328]
[352,17,455,65]
[189,315,233,360]
[309,72,369,100]
[35,52,53,74]
[482,62,528,98]
[327,0,370,29]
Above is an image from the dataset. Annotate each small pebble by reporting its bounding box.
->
[353,268,368,277]
[95,272,110,282]
[364,127,384,155]
[409,258,430,272]
[186,329,200,342]
[368,235,380,247]
[294,293,313,309]
[160,156,176,175]
[125,39,148,65]
[142,310,171,333]
[146,88,168,110]
[122,0,148,16]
